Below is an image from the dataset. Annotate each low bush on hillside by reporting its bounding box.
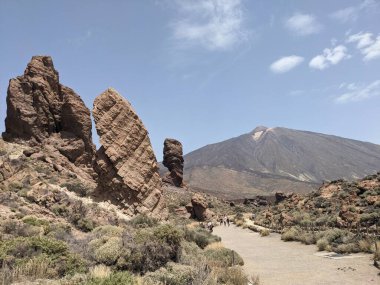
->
[183,226,221,249]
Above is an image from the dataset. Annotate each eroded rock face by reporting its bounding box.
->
[163,138,184,187]
[190,193,214,221]
[93,88,166,218]
[2,56,94,167]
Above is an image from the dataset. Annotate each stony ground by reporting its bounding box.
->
[214,225,379,285]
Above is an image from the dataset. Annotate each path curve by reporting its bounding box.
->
[214,225,379,285]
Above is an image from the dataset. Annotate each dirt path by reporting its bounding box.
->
[213,225,379,285]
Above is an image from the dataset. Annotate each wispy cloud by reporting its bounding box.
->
[330,0,379,23]
[309,45,350,70]
[285,13,322,36]
[347,32,380,61]
[270,55,304,73]
[172,0,248,50]
[335,80,380,103]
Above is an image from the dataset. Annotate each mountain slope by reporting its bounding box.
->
[183,126,380,199]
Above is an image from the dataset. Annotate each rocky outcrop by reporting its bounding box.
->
[190,193,214,221]
[2,56,95,167]
[92,88,166,218]
[162,138,184,187]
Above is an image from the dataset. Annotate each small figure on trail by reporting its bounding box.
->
[227,216,230,227]
[223,215,227,226]
[219,217,223,226]
[207,221,214,233]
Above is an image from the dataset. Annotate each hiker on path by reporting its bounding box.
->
[208,221,214,233]
[223,215,227,226]
[227,216,230,227]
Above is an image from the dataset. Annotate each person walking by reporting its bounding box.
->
[227,216,230,227]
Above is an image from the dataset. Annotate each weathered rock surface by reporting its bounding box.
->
[190,193,214,221]
[2,56,95,167]
[92,88,166,218]
[162,138,184,187]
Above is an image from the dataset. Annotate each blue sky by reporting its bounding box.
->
[1,0,380,160]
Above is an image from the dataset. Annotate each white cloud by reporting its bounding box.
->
[172,0,248,50]
[330,0,379,23]
[309,45,350,70]
[335,80,380,103]
[347,32,380,61]
[270,55,304,73]
[347,32,374,48]
[285,13,322,36]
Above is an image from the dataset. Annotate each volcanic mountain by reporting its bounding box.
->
[183,126,380,199]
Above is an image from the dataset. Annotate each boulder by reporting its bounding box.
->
[162,138,184,187]
[92,88,166,218]
[190,193,214,221]
[2,56,95,167]
[275,192,287,203]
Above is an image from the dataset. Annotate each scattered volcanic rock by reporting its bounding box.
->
[2,56,95,167]
[162,138,184,187]
[190,193,214,221]
[92,88,166,218]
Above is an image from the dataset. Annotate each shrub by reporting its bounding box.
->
[130,214,158,228]
[178,241,202,266]
[281,227,301,242]
[183,227,221,249]
[260,229,270,237]
[89,237,123,265]
[85,271,136,285]
[335,243,360,254]
[358,239,372,253]
[213,266,248,285]
[121,236,172,273]
[316,238,329,251]
[143,262,195,285]
[89,265,111,279]
[299,232,316,245]
[92,226,124,239]
[61,181,92,197]
[0,236,86,278]
[154,224,183,249]
[204,247,244,267]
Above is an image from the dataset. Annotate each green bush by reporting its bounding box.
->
[0,236,86,278]
[204,247,244,267]
[214,266,248,285]
[281,227,301,242]
[316,238,329,251]
[183,227,221,249]
[85,271,136,285]
[144,262,195,285]
[130,214,158,228]
[89,237,123,265]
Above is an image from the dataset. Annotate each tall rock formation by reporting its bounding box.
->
[2,56,95,167]
[163,138,184,187]
[93,88,166,218]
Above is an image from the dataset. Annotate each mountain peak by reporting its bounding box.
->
[251,126,269,134]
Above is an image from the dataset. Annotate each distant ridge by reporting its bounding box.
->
[183,127,380,199]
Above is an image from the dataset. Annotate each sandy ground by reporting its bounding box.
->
[214,225,379,285]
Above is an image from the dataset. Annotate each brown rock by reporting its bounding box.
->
[2,56,95,167]
[191,193,214,221]
[92,88,166,218]
[162,138,184,187]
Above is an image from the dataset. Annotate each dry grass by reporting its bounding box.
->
[0,256,51,284]
[89,264,112,279]
[205,242,225,250]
